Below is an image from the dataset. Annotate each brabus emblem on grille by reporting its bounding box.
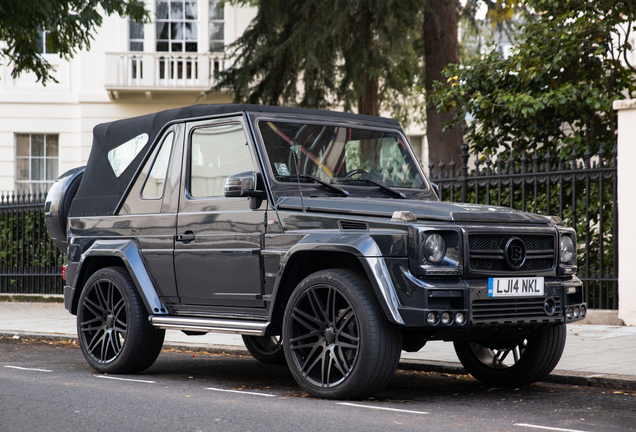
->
[504,237,526,270]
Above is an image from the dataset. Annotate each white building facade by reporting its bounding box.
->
[0,0,258,194]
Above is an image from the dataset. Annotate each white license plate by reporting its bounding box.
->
[488,277,544,297]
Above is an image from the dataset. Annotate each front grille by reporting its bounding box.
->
[468,233,555,274]
[472,297,562,321]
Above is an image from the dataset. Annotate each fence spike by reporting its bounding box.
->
[460,143,469,173]
[598,144,606,168]
[532,149,539,173]
[508,151,515,174]
[544,149,551,172]
[485,154,492,175]
[612,143,617,167]
[584,146,591,169]
[571,146,578,170]
[428,160,435,179]
[449,156,457,178]
[520,150,528,174]
[496,154,504,175]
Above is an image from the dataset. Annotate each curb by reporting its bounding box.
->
[4,330,636,391]
[398,358,636,391]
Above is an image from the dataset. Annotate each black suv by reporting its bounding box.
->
[45,104,585,399]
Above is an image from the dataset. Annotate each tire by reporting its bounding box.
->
[77,267,165,374]
[242,335,286,365]
[282,269,402,399]
[453,324,566,386]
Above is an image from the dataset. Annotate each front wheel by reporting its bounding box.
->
[282,269,402,399]
[453,325,566,386]
[77,267,165,374]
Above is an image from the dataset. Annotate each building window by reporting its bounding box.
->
[15,134,59,194]
[129,20,145,51]
[156,0,198,52]
[209,0,224,52]
[36,28,57,54]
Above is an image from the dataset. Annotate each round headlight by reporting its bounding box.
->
[424,234,446,264]
[560,235,574,263]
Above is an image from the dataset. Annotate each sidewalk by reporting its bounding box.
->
[2,302,635,390]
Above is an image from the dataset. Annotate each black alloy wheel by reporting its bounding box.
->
[453,324,566,386]
[242,335,286,365]
[283,269,401,399]
[77,267,165,374]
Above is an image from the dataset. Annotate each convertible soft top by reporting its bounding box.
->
[69,104,401,217]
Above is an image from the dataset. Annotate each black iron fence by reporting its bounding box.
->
[429,143,618,310]
[0,192,64,295]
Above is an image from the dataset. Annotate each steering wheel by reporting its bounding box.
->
[345,168,369,179]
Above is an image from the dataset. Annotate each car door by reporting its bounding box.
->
[174,116,266,307]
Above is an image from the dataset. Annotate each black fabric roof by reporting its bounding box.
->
[69,104,401,217]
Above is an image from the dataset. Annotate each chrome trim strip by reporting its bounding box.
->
[150,316,267,336]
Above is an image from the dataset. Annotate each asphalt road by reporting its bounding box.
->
[0,336,634,432]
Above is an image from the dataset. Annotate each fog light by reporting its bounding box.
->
[426,311,439,325]
[573,306,580,318]
[580,305,587,318]
[441,312,452,325]
[455,312,466,325]
[566,307,573,320]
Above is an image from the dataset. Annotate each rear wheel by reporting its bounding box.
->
[242,335,286,365]
[282,269,402,399]
[453,325,566,386]
[77,267,165,374]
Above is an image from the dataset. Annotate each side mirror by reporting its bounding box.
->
[225,171,265,209]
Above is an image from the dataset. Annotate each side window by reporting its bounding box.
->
[142,131,175,199]
[189,123,253,198]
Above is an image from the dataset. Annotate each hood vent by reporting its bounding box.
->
[338,220,369,231]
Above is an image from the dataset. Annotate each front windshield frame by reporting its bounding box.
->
[253,117,431,199]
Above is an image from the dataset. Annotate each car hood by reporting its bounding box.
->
[276,196,551,224]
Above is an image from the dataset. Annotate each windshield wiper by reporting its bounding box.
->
[338,177,406,199]
[278,174,349,197]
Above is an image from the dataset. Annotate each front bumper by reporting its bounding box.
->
[386,258,585,331]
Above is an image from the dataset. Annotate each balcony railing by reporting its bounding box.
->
[105,52,227,94]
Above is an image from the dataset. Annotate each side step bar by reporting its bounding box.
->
[150,315,267,336]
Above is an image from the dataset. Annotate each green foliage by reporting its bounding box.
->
[431,0,636,157]
[0,0,148,85]
[214,0,425,125]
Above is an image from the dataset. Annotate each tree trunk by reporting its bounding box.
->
[357,73,380,116]
[425,0,463,175]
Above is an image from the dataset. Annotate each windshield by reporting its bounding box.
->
[258,121,425,190]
